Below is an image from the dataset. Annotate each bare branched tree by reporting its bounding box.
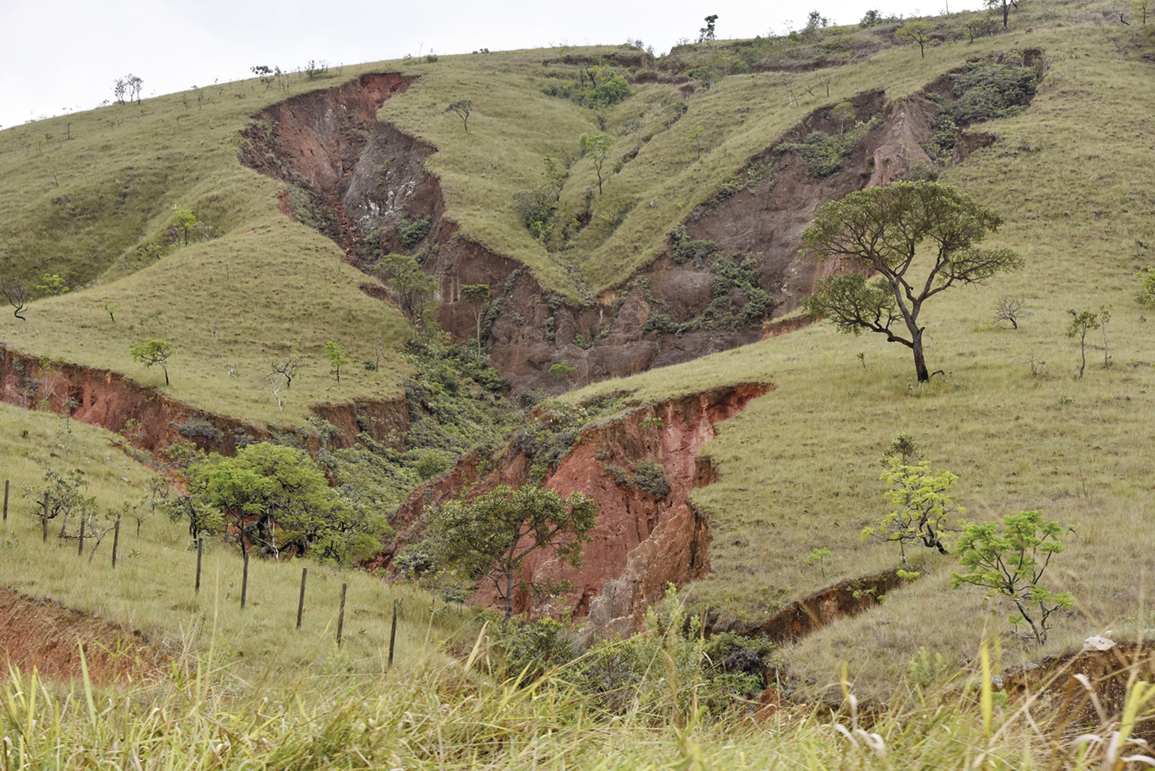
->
[1,277,29,320]
[993,296,1031,329]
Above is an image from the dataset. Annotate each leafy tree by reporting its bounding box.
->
[37,273,69,296]
[102,300,118,323]
[134,476,169,536]
[804,546,833,577]
[965,17,998,41]
[801,181,1022,382]
[881,433,922,466]
[860,9,884,26]
[445,100,472,132]
[985,0,1019,28]
[115,74,144,106]
[1066,308,1101,379]
[1137,267,1155,308]
[896,20,933,58]
[26,468,93,539]
[951,510,1074,645]
[425,485,598,619]
[325,341,347,383]
[699,14,719,42]
[0,277,29,320]
[460,283,491,352]
[685,125,706,159]
[549,361,577,379]
[375,253,438,322]
[129,339,173,385]
[830,102,856,133]
[580,133,614,195]
[804,10,830,35]
[173,209,198,246]
[185,443,385,566]
[250,65,276,89]
[865,457,962,567]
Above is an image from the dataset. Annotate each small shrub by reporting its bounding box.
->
[399,216,432,248]
[632,460,670,498]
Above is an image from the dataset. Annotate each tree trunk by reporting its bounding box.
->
[912,328,930,382]
[504,570,514,620]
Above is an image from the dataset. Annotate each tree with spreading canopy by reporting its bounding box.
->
[423,485,597,620]
[183,443,386,566]
[801,181,1022,382]
[951,510,1074,645]
[129,339,173,385]
[375,253,438,323]
[895,20,934,58]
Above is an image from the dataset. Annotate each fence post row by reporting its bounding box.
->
[336,583,347,647]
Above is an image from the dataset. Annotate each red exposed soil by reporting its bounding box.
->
[0,588,166,685]
[238,65,1033,395]
[1003,641,1155,745]
[378,383,772,635]
[0,343,408,456]
[703,570,907,641]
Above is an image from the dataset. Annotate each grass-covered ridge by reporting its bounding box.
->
[559,9,1155,697]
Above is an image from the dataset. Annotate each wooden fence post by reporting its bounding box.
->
[241,549,249,609]
[388,598,401,668]
[296,567,307,630]
[78,518,84,557]
[195,538,203,593]
[42,492,48,542]
[3,479,8,521]
[336,583,347,647]
[111,518,120,568]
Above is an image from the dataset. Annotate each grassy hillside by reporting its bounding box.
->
[562,11,1155,697]
[1,0,1152,709]
[0,402,474,676]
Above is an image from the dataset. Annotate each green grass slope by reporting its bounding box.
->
[565,9,1155,697]
[0,401,473,675]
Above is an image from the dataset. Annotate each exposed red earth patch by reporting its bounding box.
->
[0,588,166,685]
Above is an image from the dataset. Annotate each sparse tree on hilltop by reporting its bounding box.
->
[896,20,934,58]
[698,14,719,43]
[801,181,1022,382]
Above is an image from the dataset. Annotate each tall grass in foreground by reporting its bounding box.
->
[3,634,1154,770]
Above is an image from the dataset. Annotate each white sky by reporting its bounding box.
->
[0,0,982,131]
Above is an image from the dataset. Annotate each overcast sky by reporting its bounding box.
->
[0,0,982,131]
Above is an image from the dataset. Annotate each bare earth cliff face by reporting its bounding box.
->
[0,345,408,455]
[238,70,998,394]
[378,384,771,637]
